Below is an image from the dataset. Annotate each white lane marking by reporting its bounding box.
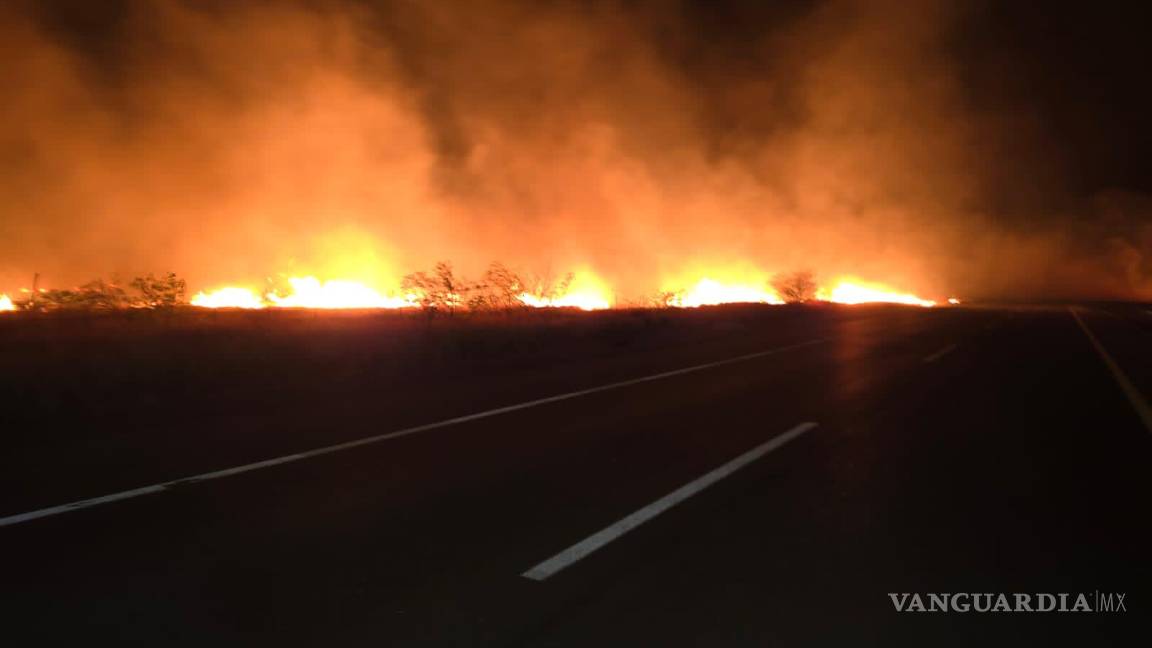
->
[923,343,958,364]
[521,422,817,581]
[0,338,827,529]
[1070,308,1152,434]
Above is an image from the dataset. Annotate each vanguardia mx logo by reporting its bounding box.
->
[888,591,1127,613]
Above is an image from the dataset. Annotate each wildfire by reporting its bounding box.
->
[0,294,15,312]
[191,286,266,309]
[518,271,612,310]
[19,268,944,313]
[670,278,783,307]
[266,277,414,309]
[820,279,936,307]
[191,271,614,312]
[658,269,935,304]
[192,277,416,310]
[519,292,610,310]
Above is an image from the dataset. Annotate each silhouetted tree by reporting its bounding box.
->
[402,262,472,313]
[651,290,681,308]
[771,271,817,303]
[479,262,527,310]
[523,268,574,304]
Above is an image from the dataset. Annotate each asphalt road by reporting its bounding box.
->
[2,304,1150,646]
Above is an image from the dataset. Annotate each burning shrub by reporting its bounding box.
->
[19,273,189,311]
[521,269,574,305]
[131,272,187,308]
[401,262,473,313]
[30,279,131,310]
[651,290,683,308]
[771,271,817,303]
[476,262,528,310]
[401,261,582,312]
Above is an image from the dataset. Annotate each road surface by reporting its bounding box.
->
[2,304,1149,645]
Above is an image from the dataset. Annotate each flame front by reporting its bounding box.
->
[0,294,15,312]
[820,279,936,307]
[192,277,415,310]
[191,286,266,309]
[518,271,612,310]
[34,268,945,313]
[266,277,414,309]
[670,279,783,307]
[518,292,611,310]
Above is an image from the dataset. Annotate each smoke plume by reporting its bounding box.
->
[1,0,1148,301]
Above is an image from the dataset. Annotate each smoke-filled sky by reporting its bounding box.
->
[2,0,1150,300]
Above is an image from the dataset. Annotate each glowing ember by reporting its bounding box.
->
[0,294,15,312]
[191,286,266,309]
[671,278,783,307]
[821,280,936,307]
[266,277,414,309]
[947,297,961,305]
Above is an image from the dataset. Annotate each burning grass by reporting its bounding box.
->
[2,262,952,316]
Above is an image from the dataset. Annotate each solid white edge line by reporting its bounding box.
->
[1069,307,1152,434]
[0,338,828,529]
[922,343,958,363]
[521,421,817,581]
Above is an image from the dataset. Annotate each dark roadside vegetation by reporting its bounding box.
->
[0,303,936,516]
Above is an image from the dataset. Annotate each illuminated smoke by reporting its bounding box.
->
[0,0,1147,302]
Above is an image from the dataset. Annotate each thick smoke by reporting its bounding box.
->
[1,0,1148,300]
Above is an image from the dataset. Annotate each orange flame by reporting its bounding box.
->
[670,278,783,307]
[191,286,266,309]
[192,277,416,309]
[266,277,415,309]
[0,294,15,312]
[518,270,612,310]
[518,292,611,310]
[182,271,940,311]
[820,279,936,307]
